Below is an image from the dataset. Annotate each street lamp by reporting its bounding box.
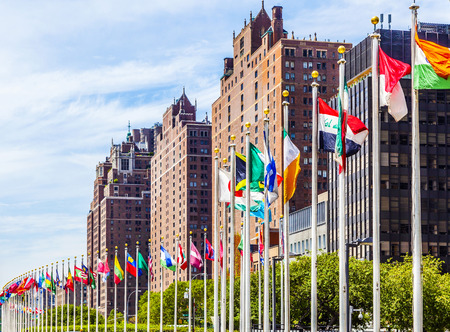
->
[346,237,372,331]
[127,290,141,323]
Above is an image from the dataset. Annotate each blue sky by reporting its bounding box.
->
[0,0,447,287]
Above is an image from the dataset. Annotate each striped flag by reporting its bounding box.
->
[114,256,124,285]
[190,242,203,270]
[148,253,154,281]
[283,129,301,202]
[177,244,188,270]
[335,80,348,173]
[160,245,176,271]
[414,31,450,89]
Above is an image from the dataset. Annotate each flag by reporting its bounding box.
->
[50,271,56,294]
[126,253,141,278]
[89,269,96,289]
[66,268,74,292]
[97,258,105,274]
[318,98,369,169]
[138,251,148,275]
[238,236,243,256]
[160,245,176,271]
[190,242,203,269]
[379,47,411,121]
[45,273,53,291]
[38,274,43,289]
[148,253,154,281]
[56,270,61,288]
[334,79,348,173]
[218,168,232,203]
[219,239,224,269]
[177,244,188,270]
[74,266,86,284]
[114,256,124,285]
[205,239,215,261]
[235,143,265,192]
[414,31,450,90]
[264,131,282,205]
[259,227,264,266]
[283,129,301,202]
[102,257,110,283]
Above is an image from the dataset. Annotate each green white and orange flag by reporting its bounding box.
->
[114,256,124,285]
[414,31,450,89]
[283,129,301,202]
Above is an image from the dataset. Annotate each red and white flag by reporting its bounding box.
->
[178,243,188,270]
[379,47,411,122]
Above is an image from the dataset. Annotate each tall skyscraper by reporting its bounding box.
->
[327,26,450,270]
[211,4,351,253]
[150,90,212,291]
[87,124,159,316]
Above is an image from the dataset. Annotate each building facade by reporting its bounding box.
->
[87,125,158,316]
[150,90,212,291]
[327,27,450,269]
[211,4,351,257]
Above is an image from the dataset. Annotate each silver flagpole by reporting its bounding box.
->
[239,223,243,332]
[370,18,381,332]
[160,238,164,332]
[280,219,284,327]
[229,135,236,332]
[51,264,54,332]
[221,165,228,332]
[105,248,109,332]
[188,232,193,332]
[67,259,70,332]
[124,244,128,332]
[95,252,99,332]
[61,260,65,332]
[337,45,348,332]
[135,242,140,332]
[311,71,320,332]
[257,222,261,329]
[147,240,151,332]
[409,4,423,332]
[174,235,179,332]
[114,247,118,332]
[213,148,220,332]
[244,121,251,332]
[88,253,91,332]
[263,108,270,332]
[282,90,291,332]
[81,255,84,331]
[204,228,207,332]
[55,263,58,332]
[220,225,226,332]
[73,257,76,332]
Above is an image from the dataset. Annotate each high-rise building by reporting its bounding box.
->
[150,90,212,291]
[327,26,450,270]
[87,124,159,316]
[211,4,351,254]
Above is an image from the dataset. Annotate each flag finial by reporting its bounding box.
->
[371,16,379,31]
[231,135,236,141]
[338,45,346,54]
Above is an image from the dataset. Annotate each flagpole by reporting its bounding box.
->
[135,242,139,332]
[67,259,70,332]
[311,71,319,332]
[81,255,85,332]
[73,258,76,332]
[160,237,164,332]
[263,108,270,332]
[239,222,243,332]
[203,228,207,332]
[174,235,179,332]
[337,45,348,332]
[213,147,220,332]
[257,221,261,329]
[220,161,228,332]
[51,263,54,332]
[124,244,128,332]
[88,253,91,332]
[409,4,423,332]
[220,225,226,332]
[244,121,251,332]
[114,247,118,332]
[95,251,99,332]
[228,135,236,332]
[188,232,193,332]
[147,240,151,332]
[280,218,284,326]
[370,19,381,332]
[282,90,291,332]
[105,248,109,332]
[61,260,65,332]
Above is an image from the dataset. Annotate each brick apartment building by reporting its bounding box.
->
[87,125,159,316]
[150,90,212,291]
[211,3,351,261]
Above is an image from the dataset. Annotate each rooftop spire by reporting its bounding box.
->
[127,120,131,141]
[262,0,264,9]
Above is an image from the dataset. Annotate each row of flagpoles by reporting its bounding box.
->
[3,5,449,331]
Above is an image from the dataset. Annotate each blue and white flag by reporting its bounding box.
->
[160,245,176,272]
[264,131,279,206]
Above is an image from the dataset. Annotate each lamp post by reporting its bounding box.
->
[126,290,141,323]
[346,237,372,332]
